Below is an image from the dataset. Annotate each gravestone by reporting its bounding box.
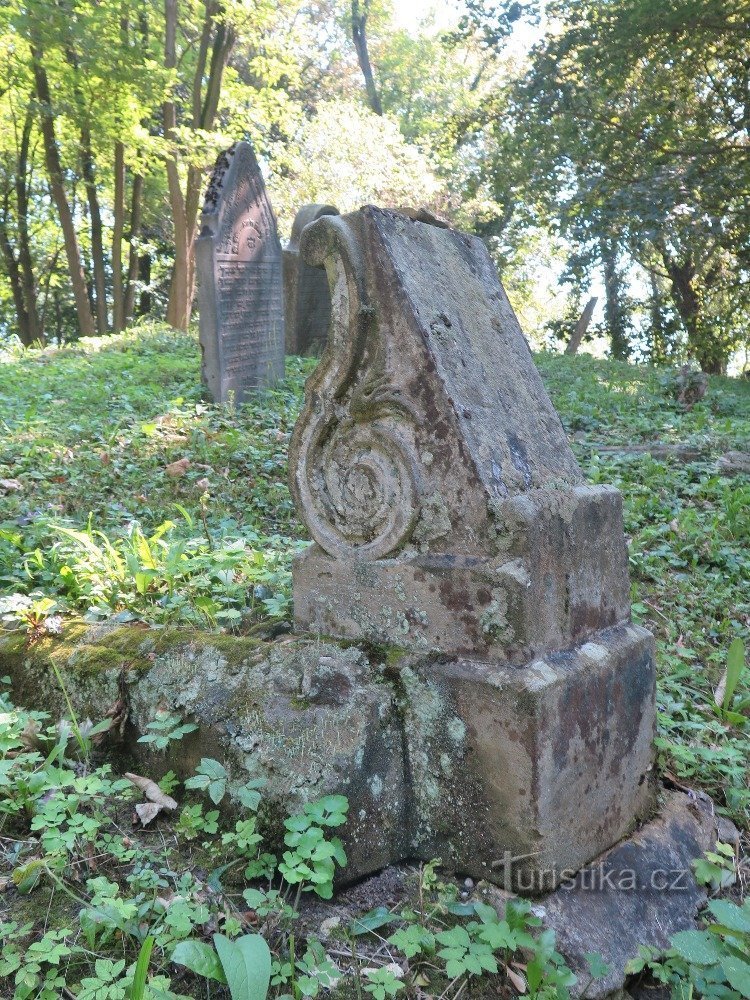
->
[283,204,339,355]
[289,206,657,890]
[196,142,284,403]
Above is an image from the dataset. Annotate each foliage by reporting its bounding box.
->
[0,325,309,632]
[628,897,750,999]
[485,0,750,371]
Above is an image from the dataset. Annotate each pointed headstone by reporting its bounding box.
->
[196,142,284,403]
[288,206,656,888]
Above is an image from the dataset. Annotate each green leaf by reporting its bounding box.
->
[585,952,610,979]
[670,930,724,965]
[171,939,227,984]
[350,906,398,936]
[722,955,750,999]
[724,638,745,709]
[214,932,271,1000]
[131,936,154,1000]
[708,900,750,933]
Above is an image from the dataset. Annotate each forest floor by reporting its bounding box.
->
[0,324,749,999]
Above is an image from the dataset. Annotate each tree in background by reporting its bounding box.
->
[495,0,750,372]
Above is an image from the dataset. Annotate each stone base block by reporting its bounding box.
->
[1,625,407,884]
[399,623,657,891]
[293,485,631,663]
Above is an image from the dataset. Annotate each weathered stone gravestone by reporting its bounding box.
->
[196,142,284,403]
[289,206,657,890]
[283,204,339,356]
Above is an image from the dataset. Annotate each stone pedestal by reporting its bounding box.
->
[287,206,657,888]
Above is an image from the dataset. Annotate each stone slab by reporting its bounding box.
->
[196,142,284,403]
[288,207,632,657]
[482,790,723,997]
[293,484,631,661]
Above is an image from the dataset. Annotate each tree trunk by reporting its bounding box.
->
[0,203,33,346]
[352,0,383,115]
[30,43,95,338]
[112,141,126,331]
[660,250,726,374]
[124,172,144,323]
[15,105,43,343]
[164,0,236,330]
[137,250,152,316]
[565,296,598,355]
[600,239,629,360]
[80,119,109,333]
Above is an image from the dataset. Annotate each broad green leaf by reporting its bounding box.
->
[725,638,746,709]
[171,939,227,984]
[708,900,750,933]
[214,932,271,1000]
[722,955,750,999]
[670,930,724,965]
[350,906,398,936]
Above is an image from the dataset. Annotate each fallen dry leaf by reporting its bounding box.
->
[125,772,177,810]
[135,802,162,826]
[165,457,190,478]
[19,718,41,750]
[714,667,728,710]
[195,477,211,491]
[93,697,128,745]
[0,478,23,492]
[507,965,527,994]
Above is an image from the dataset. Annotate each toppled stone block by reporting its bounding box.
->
[483,790,725,998]
[0,625,406,883]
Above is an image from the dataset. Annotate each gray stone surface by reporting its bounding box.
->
[196,142,284,403]
[287,206,657,887]
[510,790,721,998]
[400,624,656,892]
[283,204,339,356]
[288,208,631,658]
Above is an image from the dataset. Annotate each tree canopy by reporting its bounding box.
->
[0,0,748,372]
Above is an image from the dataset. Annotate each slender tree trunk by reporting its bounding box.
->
[137,250,152,316]
[124,172,144,323]
[0,201,33,346]
[352,0,383,115]
[15,105,43,343]
[112,141,126,331]
[600,239,629,360]
[30,43,95,338]
[164,0,235,330]
[164,0,190,329]
[647,269,669,365]
[565,296,598,355]
[80,120,108,333]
